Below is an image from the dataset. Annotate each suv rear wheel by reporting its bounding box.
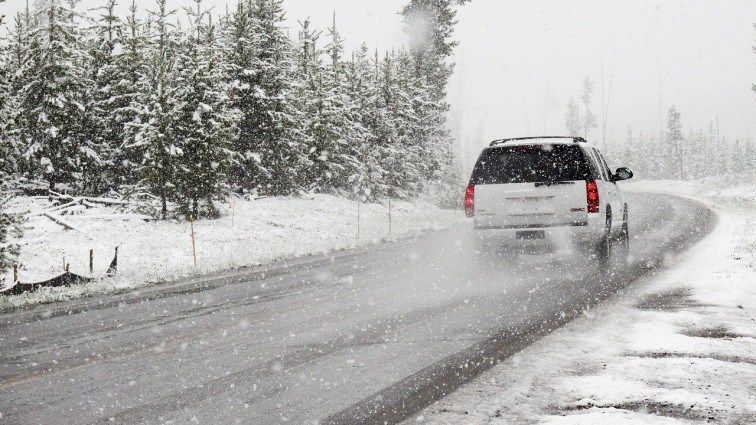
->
[616,206,630,267]
[595,210,612,271]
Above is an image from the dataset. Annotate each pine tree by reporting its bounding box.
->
[109,0,151,190]
[292,18,323,190]
[0,28,12,178]
[378,52,406,198]
[580,76,597,139]
[319,15,363,192]
[239,0,301,196]
[687,129,706,178]
[343,45,376,201]
[743,141,755,173]
[0,1,25,288]
[12,0,97,192]
[400,0,468,104]
[400,0,465,202]
[400,49,455,194]
[87,0,126,194]
[225,0,261,194]
[172,0,236,218]
[705,122,721,178]
[0,11,35,180]
[665,106,683,179]
[134,0,179,218]
[731,139,745,174]
[291,17,362,193]
[565,97,580,137]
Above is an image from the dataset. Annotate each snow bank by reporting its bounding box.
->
[412,179,755,424]
[621,172,755,203]
[1,194,460,309]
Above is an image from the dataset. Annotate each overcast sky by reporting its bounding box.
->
[2,0,754,169]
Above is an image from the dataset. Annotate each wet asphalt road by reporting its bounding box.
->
[0,191,716,424]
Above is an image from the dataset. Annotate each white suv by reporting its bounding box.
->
[465,136,633,264]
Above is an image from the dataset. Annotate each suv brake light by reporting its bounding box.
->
[464,184,475,217]
[586,179,599,213]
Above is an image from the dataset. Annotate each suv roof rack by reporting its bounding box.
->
[488,136,587,147]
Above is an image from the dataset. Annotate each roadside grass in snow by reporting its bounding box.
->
[0,194,459,310]
[412,178,755,424]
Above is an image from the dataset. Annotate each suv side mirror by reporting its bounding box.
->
[612,167,633,182]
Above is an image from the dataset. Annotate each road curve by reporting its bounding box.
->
[0,192,716,424]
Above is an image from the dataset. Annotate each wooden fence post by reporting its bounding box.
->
[190,219,197,267]
[231,198,236,228]
[388,199,392,236]
[89,249,94,274]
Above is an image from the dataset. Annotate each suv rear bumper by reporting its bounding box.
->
[472,216,604,250]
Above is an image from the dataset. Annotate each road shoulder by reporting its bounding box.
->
[1,194,460,311]
[412,192,755,424]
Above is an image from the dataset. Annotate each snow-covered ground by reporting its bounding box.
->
[0,194,459,309]
[413,175,755,424]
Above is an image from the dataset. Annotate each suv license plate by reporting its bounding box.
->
[516,230,545,240]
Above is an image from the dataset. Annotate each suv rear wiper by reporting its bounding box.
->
[534,181,575,187]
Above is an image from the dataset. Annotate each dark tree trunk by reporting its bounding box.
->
[160,189,167,220]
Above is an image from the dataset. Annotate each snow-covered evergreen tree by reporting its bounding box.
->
[293,17,361,193]
[86,0,125,193]
[134,0,179,218]
[0,30,12,178]
[225,0,260,194]
[743,141,755,173]
[108,0,151,190]
[383,51,423,198]
[236,0,301,196]
[291,18,322,190]
[580,76,597,139]
[343,45,377,201]
[665,105,683,179]
[401,0,464,104]
[376,52,403,198]
[12,0,97,192]
[0,1,25,288]
[565,97,580,137]
[731,139,746,174]
[172,0,236,218]
[0,11,35,180]
[321,15,363,192]
[686,129,706,179]
[400,0,464,203]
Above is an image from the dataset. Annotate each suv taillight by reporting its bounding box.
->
[586,179,599,213]
[464,184,475,217]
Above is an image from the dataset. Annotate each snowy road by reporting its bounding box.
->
[0,192,716,424]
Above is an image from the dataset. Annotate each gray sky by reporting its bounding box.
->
[2,0,754,168]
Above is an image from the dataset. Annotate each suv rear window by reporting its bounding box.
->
[470,144,591,184]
